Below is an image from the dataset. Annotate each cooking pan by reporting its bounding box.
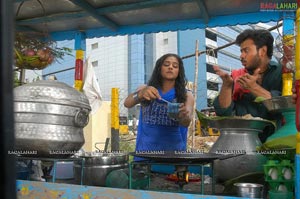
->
[196,111,275,131]
[263,95,295,113]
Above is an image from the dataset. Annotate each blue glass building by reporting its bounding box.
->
[40,23,280,116]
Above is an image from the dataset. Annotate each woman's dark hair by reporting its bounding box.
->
[148,53,187,103]
[236,29,274,59]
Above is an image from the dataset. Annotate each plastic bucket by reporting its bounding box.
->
[269,190,294,199]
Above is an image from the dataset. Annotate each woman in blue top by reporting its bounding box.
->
[124,53,194,159]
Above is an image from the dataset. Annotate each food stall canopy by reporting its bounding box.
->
[15,0,284,41]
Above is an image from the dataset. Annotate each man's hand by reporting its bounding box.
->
[213,65,233,108]
[236,68,272,99]
[236,68,260,89]
[213,65,233,88]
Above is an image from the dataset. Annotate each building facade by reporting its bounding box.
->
[38,23,280,117]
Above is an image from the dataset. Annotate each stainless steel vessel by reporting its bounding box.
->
[14,80,91,157]
[210,128,267,182]
[74,152,129,186]
[234,183,264,198]
[207,118,274,182]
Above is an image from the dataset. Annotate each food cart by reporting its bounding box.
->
[1,0,299,198]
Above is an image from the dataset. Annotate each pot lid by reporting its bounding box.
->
[76,151,128,157]
[14,80,91,110]
[130,151,241,163]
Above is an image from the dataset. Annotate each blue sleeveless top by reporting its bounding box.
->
[134,88,188,161]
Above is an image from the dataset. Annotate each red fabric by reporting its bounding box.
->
[231,68,250,100]
[75,59,83,80]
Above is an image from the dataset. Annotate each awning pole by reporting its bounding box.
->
[190,40,199,150]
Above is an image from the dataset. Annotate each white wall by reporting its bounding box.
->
[154,31,178,62]
[86,36,129,101]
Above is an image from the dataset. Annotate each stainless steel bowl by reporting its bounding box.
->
[263,95,295,112]
[75,152,129,166]
[73,152,129,186]
[207,118,274,130]
[196,111,275,131]
[234,183,263,198]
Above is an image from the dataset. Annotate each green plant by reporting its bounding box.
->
[14,33,73,70]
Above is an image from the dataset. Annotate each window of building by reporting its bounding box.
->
[206,47,218,58]
[205,29,217,41]
[206,64,215,73]
[163,38,168,45]
[91,42,98,50]
[92,60,98,67]
[207,99,214,107]
[207,81,218,91]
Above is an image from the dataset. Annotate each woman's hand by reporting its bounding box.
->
[138,86,161,101]
[178,103,191,120]
[124,85,147,108]
[178,91,194,127]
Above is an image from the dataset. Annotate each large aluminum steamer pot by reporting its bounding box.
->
[73,152,129,186]
[197,112,275,182]
[14,80,91,157]
[209,128,267,182]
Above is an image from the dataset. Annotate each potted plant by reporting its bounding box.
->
[14,32,72,70]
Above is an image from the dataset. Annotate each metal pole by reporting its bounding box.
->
[111,88,120,151]
[1,0,16,198]
[19,69,25,84]
[42,66,75,78]
[295,6,300,199]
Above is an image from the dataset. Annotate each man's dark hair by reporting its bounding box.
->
[148,53,187,103]
[236,29,274,59]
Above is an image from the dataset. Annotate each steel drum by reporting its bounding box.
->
[14,80,91,157]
